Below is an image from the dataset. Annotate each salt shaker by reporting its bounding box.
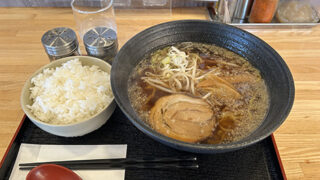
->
[83,27,118,65]
[41,27,80,61]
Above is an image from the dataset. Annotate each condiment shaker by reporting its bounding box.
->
[83,27,118,65]
[41,27,80,61]
[232,0,253,23]
[249,0,279,23]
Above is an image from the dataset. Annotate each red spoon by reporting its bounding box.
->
[26,164,82,180]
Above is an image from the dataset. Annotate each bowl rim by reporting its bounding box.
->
[20,56,114,127]
[111,20,295,153]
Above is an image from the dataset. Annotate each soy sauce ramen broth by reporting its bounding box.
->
[128,42,269,144]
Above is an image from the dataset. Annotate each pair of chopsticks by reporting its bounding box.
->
[19,156,198,170]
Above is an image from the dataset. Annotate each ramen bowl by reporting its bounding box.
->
[111,20,294,153]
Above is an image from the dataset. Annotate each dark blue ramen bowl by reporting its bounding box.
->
[111,20,294,153]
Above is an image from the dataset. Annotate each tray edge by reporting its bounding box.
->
[0,115,26,168]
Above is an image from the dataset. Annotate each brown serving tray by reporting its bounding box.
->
[0,107,286,179]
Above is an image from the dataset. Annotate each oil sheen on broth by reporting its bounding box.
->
[128,42,269,144]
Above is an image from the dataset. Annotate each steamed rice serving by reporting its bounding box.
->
[27,59,113,125]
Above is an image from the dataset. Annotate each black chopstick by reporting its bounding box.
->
[20,162,199,170]
[19,156,197,167]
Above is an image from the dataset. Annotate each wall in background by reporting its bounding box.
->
[0,0,211,7]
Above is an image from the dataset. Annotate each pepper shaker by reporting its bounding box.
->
[41,27,80,61]
[83,27,118,65]
[249,0,279,23]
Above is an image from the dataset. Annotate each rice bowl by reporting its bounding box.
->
[21,56,116,137]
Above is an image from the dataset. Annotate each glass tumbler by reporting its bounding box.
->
[71,0,116,39]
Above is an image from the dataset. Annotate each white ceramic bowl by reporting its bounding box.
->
[20,56,116,137]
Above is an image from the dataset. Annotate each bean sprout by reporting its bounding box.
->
[142,46,212,97]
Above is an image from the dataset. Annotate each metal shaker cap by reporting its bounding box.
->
[41,27,79,56]
[83,27,118,58]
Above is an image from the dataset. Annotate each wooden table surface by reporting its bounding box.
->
[0,7,319,179]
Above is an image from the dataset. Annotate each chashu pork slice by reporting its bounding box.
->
[149,94,215,143]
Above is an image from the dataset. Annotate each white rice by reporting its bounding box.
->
[27,59,113,125]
